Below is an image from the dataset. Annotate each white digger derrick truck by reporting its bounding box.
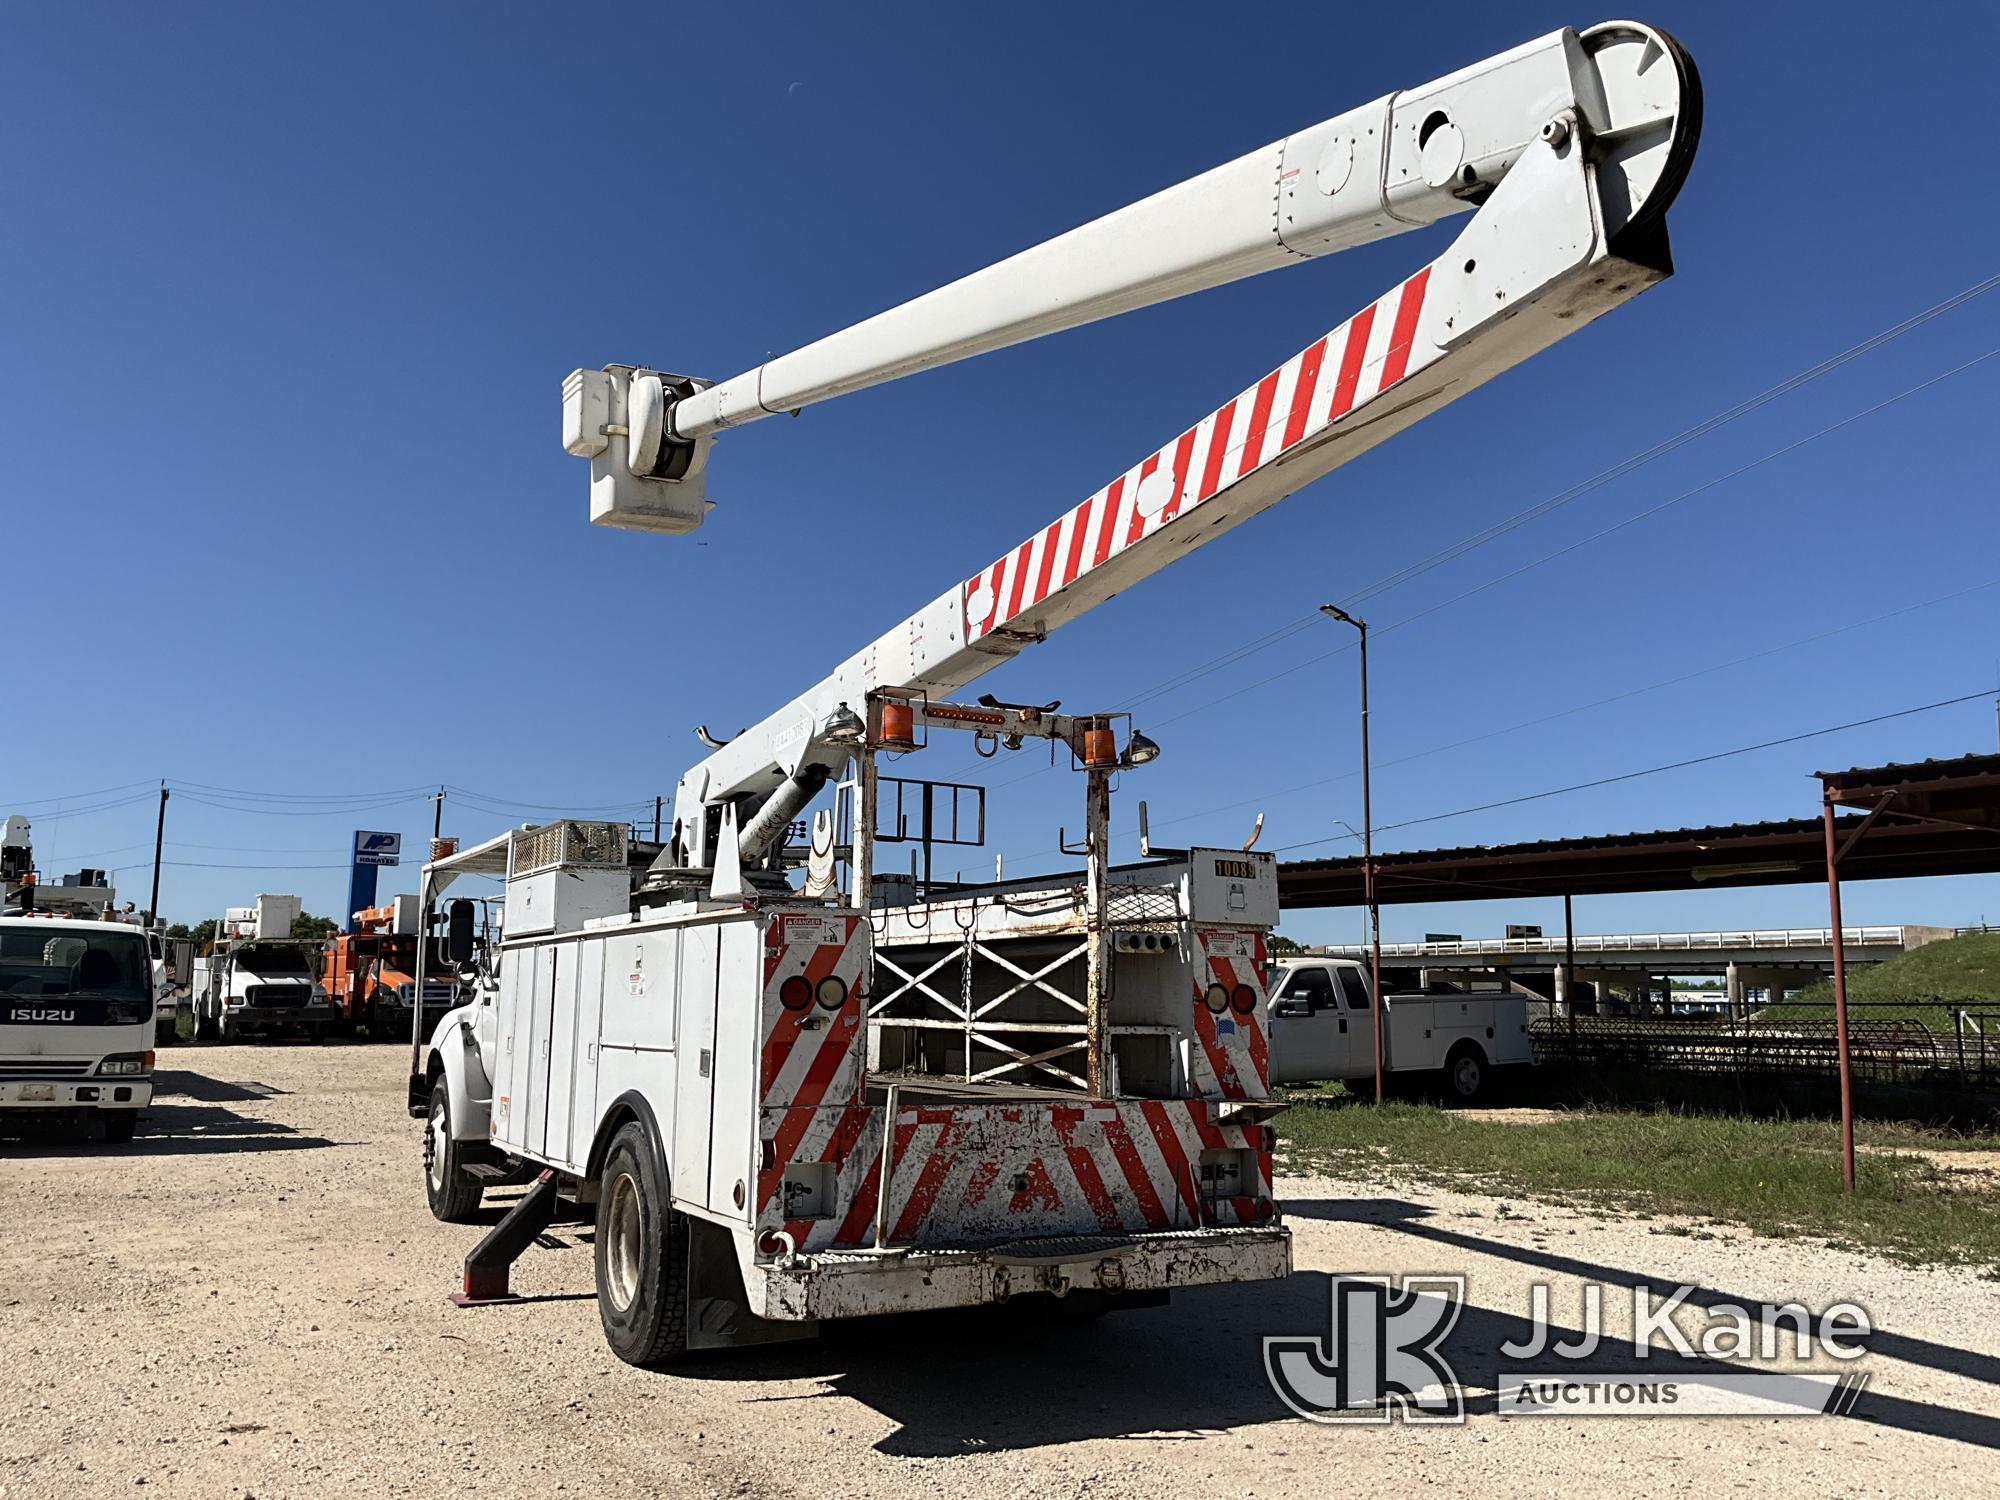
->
[411,21,1700,1365]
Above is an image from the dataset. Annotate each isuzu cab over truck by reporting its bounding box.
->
[0,915,157,1141]
[413,20,1699,1365]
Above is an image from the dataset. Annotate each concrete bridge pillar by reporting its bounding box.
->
[1726,962,1743,1023]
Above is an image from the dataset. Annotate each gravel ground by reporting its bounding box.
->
[1,1045,1996,1499]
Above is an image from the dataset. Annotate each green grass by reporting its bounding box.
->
[1773,931,2000,1026]
[1276,1090,2000,1273]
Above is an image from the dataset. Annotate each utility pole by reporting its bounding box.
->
[653,795,663,843]
[147,782,169,923]
[431,786,446,846]
[1320,604,1383,1106]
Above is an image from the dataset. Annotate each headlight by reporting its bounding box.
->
[98,1054,147,1076]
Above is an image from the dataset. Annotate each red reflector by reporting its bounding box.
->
[1229,984,1256,1016]
[779,976,812,1011]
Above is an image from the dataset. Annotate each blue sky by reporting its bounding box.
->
[6,2,1998,942]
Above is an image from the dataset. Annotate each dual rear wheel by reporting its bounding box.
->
[594,1121,690,1368]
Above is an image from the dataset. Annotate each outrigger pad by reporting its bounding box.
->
[451,1170,560,1307]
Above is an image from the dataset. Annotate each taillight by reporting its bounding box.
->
[1203,983,1229,1014]
[815,975,848,1011]
[1230,984,1256,1016]
[779,976,813,1011]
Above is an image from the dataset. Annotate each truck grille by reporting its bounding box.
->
[0,1059,91,1077]
[246,985,310,1009]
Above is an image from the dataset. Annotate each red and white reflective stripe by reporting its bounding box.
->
[1188,928,1270,1101]
[757,1099,1274,1252]
[759,913,866,1113]
[965,268,1433,642]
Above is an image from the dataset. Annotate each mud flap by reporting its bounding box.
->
[686,1217,817,1351]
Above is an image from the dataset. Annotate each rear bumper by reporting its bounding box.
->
[751,1223,1291,1322]
[1,1076,153,1110]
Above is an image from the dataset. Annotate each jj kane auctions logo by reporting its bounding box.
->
[1265,1276,1873,1422]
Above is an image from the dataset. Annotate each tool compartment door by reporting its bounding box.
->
[541,938,597,1170]
[492,944,550,1155]
[672,923,721,1212]
[563,938,607,1169]
[522,945,561,1159]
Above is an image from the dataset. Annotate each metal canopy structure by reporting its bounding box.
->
[1279,752,2000,1198]
[1279,753,2000,909]
[1816,753,2000,1191]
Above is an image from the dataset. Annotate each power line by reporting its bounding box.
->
[1127,573,2000,840]
[168,791,435,819]
[1269,686,1998,857]
[1106,271,2000,717]
[1082,340,2000,749]
[0,780,156,812]
[163,777,439,803]
[444,784,659,816]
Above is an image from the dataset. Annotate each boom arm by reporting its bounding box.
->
[563,22,1699,869]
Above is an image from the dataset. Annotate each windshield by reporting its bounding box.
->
[0,924,151,1026]
[238,943,314,976]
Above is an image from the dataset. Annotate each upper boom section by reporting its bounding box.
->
[559,22,1700,872]
[564,21,1697,534]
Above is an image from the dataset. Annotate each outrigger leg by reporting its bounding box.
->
[450,1169,560,1307]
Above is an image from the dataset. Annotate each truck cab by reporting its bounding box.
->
[1265,956,1534,1102]
[0,914,158,1141]
[190,941,332,1042]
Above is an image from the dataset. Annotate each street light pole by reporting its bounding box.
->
[1321,604,1383,1106]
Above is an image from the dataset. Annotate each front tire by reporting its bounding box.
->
[594,1120,689,1367]
[425,1079,484,1223]
[102,1113,137,1144]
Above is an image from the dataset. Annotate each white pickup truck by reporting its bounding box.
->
[1266,957,1533,1102]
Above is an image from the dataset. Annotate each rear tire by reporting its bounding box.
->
[102,1113,136,1144]
[1442,1043,1487,1104]
[155,1018,177,1049]
[594,1120,689,1367]
[425,1079,484,1223]
[192,1007,216,1043]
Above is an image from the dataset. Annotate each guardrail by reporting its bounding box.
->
[1312,927,1910,960]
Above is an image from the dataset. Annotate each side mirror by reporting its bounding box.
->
[446,899,476,966]
[1273,1000,1312,1018]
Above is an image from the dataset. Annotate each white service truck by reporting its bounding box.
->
[188,894,332,1042]
[411,17,1698,1366]
[1266,956,1534,1101]
[0,914,158,1142]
